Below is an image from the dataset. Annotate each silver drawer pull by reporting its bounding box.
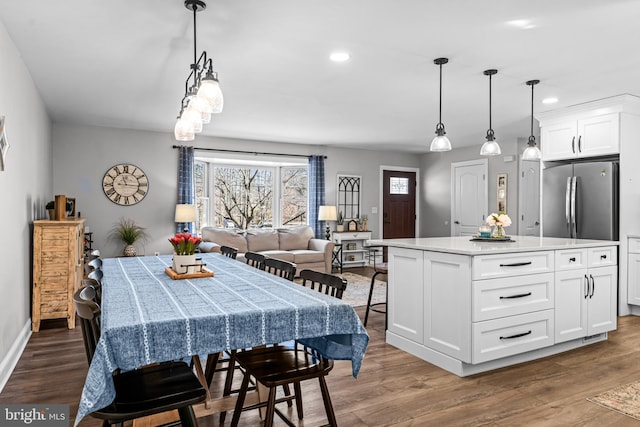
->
[499,292,532,300]
[499,261,532,267]
[500,330,532,340]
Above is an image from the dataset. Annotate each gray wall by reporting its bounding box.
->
[52,124,421,257]
[0,21,52,386]
[420,139,521,237]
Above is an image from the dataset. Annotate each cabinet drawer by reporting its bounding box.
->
[335,232,371,241]
[588,246,617,268]
[629,238,640,254]
[472,273,554,322]
[472,251,554,280]
[472,310,554,364]
[556,249,587,270]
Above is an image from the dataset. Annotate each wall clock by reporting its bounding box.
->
[102,163,148,205]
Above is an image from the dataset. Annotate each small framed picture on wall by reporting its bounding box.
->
[0,116,8,171]
[497,173,507,213]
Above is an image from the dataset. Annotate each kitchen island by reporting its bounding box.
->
[367,236,619,376]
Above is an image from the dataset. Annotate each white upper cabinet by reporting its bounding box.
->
[538,95,640,162]
[541,113,619,161]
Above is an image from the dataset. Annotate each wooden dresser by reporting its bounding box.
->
[32,218,86,331]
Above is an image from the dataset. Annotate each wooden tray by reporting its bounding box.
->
[164,266,214,280]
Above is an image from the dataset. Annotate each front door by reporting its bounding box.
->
[451,159,487,236]
[383,170,417,240]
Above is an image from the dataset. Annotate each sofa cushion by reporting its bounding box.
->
[246,229,279,252]
[289,249,324,264]
[260,250,295,263]
[278,226,314,251]
[201,227,248,253]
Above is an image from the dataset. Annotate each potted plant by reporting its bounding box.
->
[336,211,344,232]
[110,218,148,256]
[169,232,202,274]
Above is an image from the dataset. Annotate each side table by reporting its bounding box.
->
[332,243,343,273]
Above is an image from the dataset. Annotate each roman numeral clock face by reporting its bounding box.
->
[102,163,149,205]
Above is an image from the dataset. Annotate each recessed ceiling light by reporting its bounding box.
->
[330,52,350,62]
[542,97,559,104]
[506,19,536,29]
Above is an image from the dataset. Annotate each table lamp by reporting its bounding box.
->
[175,204,197,233]
[318,205,337,240]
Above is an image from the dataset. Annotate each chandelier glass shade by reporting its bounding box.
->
[522,79,542,161]
[480,69,501,156]
[430,58,452,152]
[174,0,223,142]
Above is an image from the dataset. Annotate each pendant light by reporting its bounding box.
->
[480,69,501,156]
[430,58,452,152]
[522,79,542,161]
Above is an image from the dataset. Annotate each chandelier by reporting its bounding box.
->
[174,0,224,141]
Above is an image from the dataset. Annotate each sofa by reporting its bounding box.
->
[199,225,334,273]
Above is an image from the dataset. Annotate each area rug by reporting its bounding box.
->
[587,380,640,421]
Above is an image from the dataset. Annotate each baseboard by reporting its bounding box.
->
[0,319,32,393]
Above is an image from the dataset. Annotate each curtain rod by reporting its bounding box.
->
[172,145,326,159]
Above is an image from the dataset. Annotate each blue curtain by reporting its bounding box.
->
[177,146,195,234]
[308,155,325,239]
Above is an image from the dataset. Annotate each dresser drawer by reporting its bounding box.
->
[556,249,587,271]
[472,310,554,364]
[334,232,371,241]
[588,246,617,268]
[472,273,554,322]
[472,251,554,280]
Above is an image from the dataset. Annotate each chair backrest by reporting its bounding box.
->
[264,258,296,281]
[88,269,103,284]
[299,269,347,299]
[82,278,102,305]
[73,287,101,365]
[87,257,102,271]
[245,251,266,270]
[220,245,238,259]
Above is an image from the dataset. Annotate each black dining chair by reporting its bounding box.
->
[73,289,207,427]
[244,251,266,270]
[230,270,344,426]
[263,258,296,281]
[220,245,238,259]
[299,269,347,299]
[82,278,102,305]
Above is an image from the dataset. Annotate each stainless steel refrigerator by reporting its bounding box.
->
[542,160,618,240]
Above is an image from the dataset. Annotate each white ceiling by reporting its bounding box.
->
[1,0,639,153]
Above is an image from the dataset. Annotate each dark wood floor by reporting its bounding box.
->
[3,268,640,426]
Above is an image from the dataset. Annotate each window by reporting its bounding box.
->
[194,158,308,230]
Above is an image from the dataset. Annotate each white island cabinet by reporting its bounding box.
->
[372,236,618,377]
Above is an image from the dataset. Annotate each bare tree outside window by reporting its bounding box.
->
[281,166,307,226]
[214,166,274,229]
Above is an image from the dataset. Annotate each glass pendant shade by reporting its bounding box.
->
[430,134,452,151]
[198,78,224,113]
[480,139,501,155]
[183,106,203,133]
[522,79,541,161]
[192,95,214,114]
[174,117,195,141]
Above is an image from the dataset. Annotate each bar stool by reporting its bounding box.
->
[364,255,388,328]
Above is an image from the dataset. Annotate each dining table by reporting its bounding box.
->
[75,253,369,426]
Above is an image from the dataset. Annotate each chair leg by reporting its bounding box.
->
[220,350,238,424]
[364,271,380,326]
[282,383,293,407]
[294,381,303,419]
[265,386,277,427]
[318,375,338,427]
[230,372,251,427]
[204,352,221,387]
[177,406,198,427]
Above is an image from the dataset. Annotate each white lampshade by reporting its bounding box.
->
[182,106,203,133]
[522,145,542,161]
[174,117,195,141]
[430,135,452,152]
[318,205,338,221]
[198,78,224,114]
[175,204,197,223]
[480,139,501,156]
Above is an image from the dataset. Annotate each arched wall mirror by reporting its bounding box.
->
[337,174,361,220]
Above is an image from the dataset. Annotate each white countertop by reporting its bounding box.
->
[367,235,619,256]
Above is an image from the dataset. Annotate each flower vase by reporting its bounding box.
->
[173,254,196,274]
[493,225,505,238]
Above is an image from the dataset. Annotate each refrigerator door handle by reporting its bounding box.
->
[565,177,572,235]
[571,176,578,238]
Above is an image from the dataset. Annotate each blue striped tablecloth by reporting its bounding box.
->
[75,253,369,425]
